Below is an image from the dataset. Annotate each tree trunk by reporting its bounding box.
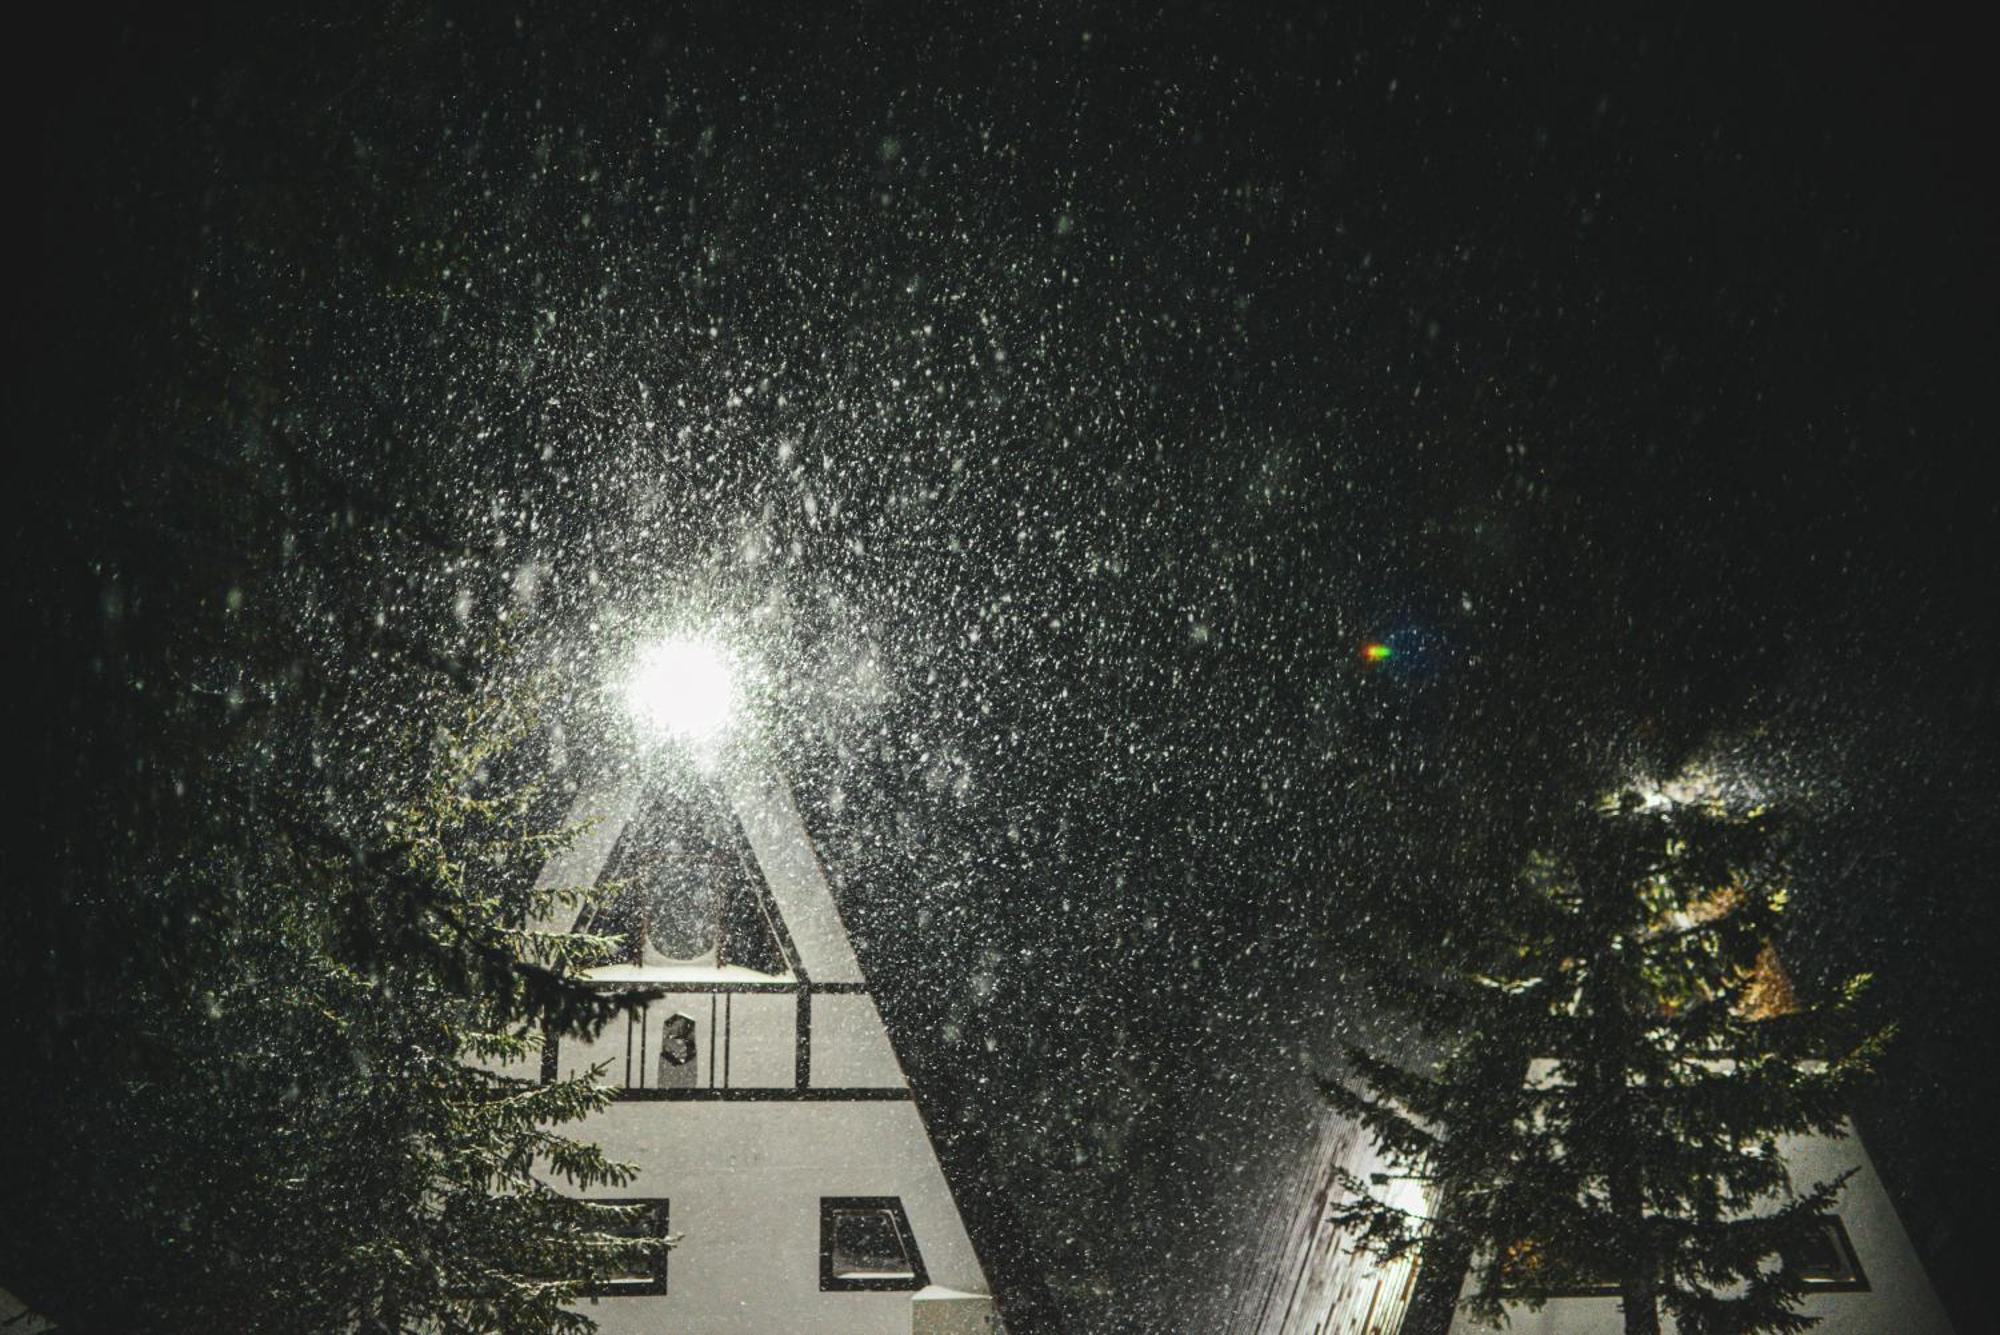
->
[1590,942,1660,1335]
[1613,1194,1661,1335]
[1606,1066,1659,1335]
[1620,1291,1662,1335]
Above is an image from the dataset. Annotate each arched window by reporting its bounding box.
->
[582,778,784,971]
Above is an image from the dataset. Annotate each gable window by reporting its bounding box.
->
[579,779,782,970]
[1782,1216,1868,1292]
[585,1199,671,1298]
[819,1197,928,1292]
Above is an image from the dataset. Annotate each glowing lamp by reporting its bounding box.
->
[622,636,736,744]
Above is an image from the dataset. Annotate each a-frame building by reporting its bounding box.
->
[520,742,1003,1334]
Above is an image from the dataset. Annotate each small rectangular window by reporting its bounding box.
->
[585,1199,670,1298]
[820,1196,928,1292]
[1783,1216,1869,1292]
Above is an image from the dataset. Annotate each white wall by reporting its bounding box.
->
[573,1100,992,1335]
[811,993,908,1089]
[1227,1110,1423,1335]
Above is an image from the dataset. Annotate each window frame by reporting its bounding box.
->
[1491,1214,1871,1302]
[819,1196,929,1293]
[1785,1215,1869,1294]
[583,1198,671,1299]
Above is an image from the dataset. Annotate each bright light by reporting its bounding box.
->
[622,636,737,744]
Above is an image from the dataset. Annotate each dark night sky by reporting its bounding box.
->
[9,5,1997,1332]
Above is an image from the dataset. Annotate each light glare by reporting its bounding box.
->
[623,636,736,743]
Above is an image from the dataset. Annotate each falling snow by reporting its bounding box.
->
[8,7,1999,1335]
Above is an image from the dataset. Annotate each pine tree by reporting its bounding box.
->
[5,236,673,1327]
[1323,786,1888,1335]
[191,688,672,1333]
[9,654,673,1332]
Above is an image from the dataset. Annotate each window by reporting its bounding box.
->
[581,781,780,969]
[585,1199,671,1298]
[1492,1218,1870,1301]
[655,1011,699,1089]
[819,1197,928,1292]
[1782,1216,1868,1292]
[1494,1238,1620,1297]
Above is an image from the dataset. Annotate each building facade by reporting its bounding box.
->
[512,744,1003,1334]
[1226,1110,1425,1335]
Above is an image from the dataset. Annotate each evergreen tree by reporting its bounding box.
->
[143,689,673,1334]
[1323,786,1888,1335]
[8,640,674,1331]
[6,195,672,1326]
